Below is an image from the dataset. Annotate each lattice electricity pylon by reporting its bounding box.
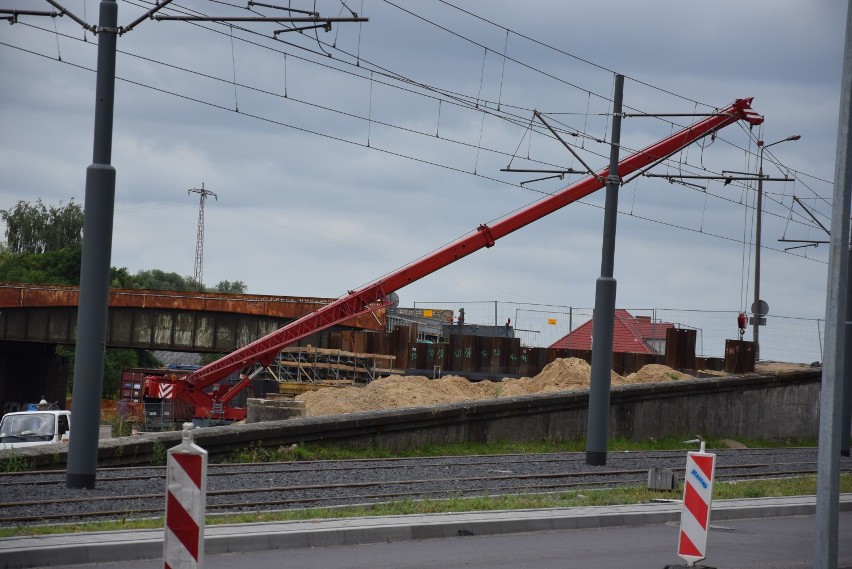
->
[188,183,217,290]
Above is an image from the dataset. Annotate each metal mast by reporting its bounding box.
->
[188,183,217,290]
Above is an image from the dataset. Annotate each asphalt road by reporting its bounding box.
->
[49,512,852,569]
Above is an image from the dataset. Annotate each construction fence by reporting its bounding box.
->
[411,301,824,365]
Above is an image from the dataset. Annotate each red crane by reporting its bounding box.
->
[145,97,764,421]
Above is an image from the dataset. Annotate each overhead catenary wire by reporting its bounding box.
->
[17,0,829,203]
[0,0,831,280]
[1,22,825,249]
[130,3,816,199]
[229,23,239,111]
[118,0,595,146]
[9,8,826,244]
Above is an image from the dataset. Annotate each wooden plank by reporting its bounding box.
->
[277,380,354,395]
[372,368,406,376]
[278,382,328,394]
[280,361,362,373]
[282,345,395,361]
[355,352,395,361]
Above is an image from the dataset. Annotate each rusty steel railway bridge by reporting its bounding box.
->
[0,282,385,412]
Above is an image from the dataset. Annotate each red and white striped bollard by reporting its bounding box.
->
[677,441,716,566]
[164,422,207,569]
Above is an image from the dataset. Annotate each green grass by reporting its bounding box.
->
[1,473,848,538]
[0,437,836,539]
[0,451,35,473]
[217,436,818,464]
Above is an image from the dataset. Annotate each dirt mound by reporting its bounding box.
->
[497,358,621,397]
[623,364,692,383]
[297,374,499,417]
[297,358,692,417]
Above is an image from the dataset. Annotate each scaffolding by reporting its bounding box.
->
[268,346,401,384]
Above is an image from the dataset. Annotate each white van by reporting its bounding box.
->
[0,409,71,450]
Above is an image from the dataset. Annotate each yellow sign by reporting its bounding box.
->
[423,309,433,317]
[547,318,557,325]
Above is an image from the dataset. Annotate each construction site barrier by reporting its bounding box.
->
[677,441,717,566]
[164,423,207,569]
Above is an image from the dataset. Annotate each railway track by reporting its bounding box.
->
[1,448,848,526]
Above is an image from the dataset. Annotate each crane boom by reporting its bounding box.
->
[152,97,763,418]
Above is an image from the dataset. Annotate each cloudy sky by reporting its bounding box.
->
[0,1,845,340]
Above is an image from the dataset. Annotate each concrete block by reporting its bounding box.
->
[307,529,347,548]
[648,467,678,490]
[208,533,271,554]
[266,531,311,550]
[410,523,451,540]
[246,398,307,423]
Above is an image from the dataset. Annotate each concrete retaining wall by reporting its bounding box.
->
[245,398,306,423]
[5,370,821,469]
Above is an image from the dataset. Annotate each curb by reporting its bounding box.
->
[2,495,850,568]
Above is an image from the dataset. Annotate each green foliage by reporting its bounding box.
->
[0,199,248,294]
[212,279,248,294]
[0,197,247,401]
[0,451,35,473]
[110,271,248,294]
[217,436,819,465]
[0,199,83,254]
[109,266,132,288]
[0,243,82,285]
[59,346,161,399]
[227,441,278,463]
[110,416,133,437]
[116,268,196,292]
[102,349,141,399]
[151,440,167,465]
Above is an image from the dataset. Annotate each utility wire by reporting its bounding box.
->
[0,3,830,262]
[5,16,826,241]
[1,24,825,240]
[129,0,832,211]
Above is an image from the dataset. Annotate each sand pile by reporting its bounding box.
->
[297,358,691,417]
[297,375,500,417]
[497,357,622,397]
[623,364,692,383]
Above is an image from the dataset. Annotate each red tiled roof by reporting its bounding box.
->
[549,310,674,354]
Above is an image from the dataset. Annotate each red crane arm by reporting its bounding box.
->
[185,97,763,389]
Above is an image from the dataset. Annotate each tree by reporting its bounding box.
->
[60,346,161,399]
[212,279,248,294]
[0,199,83,254]
[119,269,196,292]
[0,242,82,284]
[0,199,252,399]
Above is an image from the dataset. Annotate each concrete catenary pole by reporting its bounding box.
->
[844,244,852,458]
[814,1,852,566]
[66,0,118,490]
[753,145,764,359]
[586,74,624,466]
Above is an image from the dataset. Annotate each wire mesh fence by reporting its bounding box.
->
[412,301,824,364]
